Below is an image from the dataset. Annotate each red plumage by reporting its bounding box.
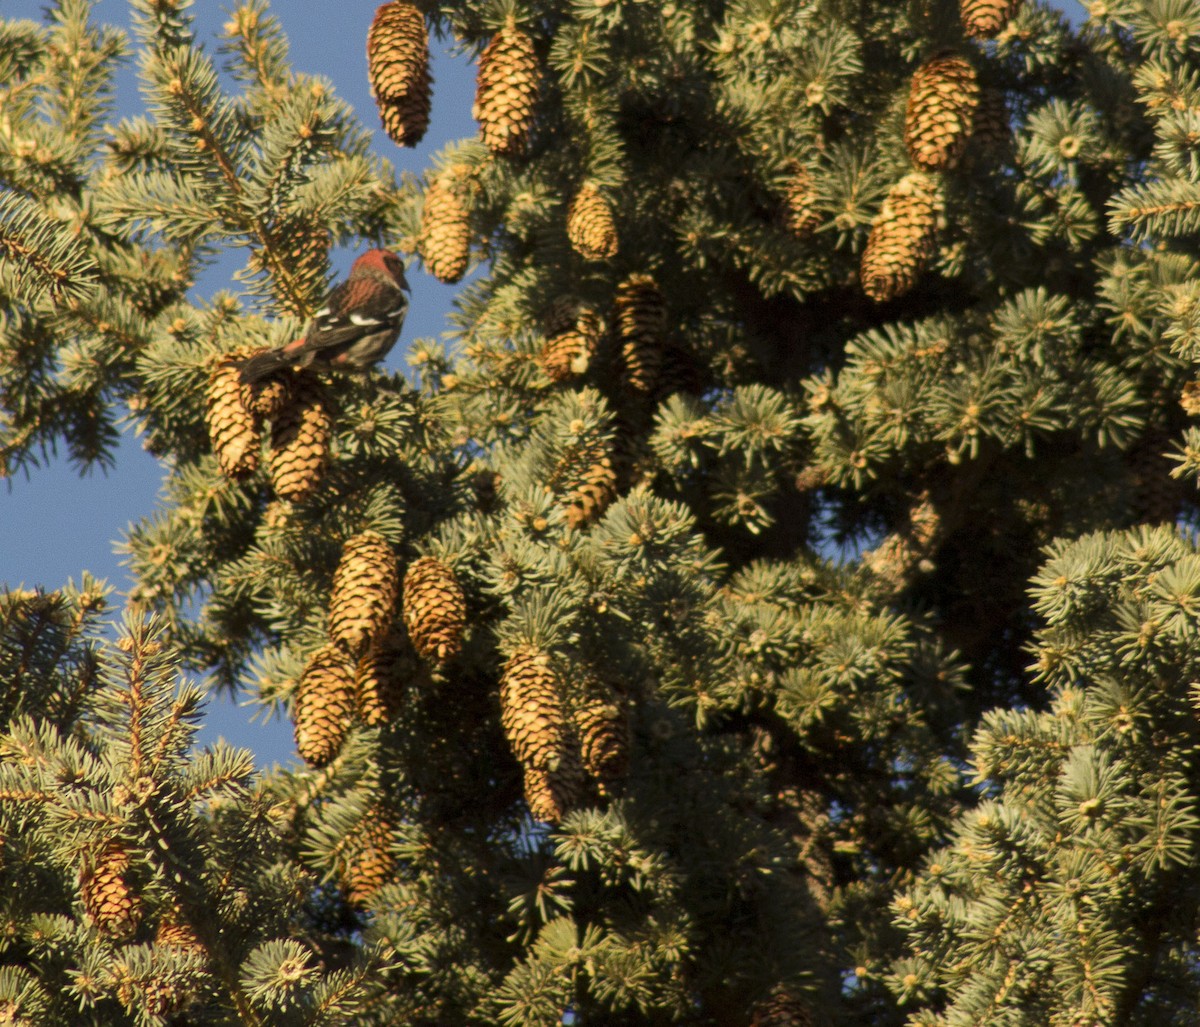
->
[239,249,409,384]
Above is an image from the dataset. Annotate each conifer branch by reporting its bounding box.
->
[0,189,97,305]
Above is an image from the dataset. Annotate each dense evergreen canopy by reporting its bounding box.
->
[3,0,1200,1023]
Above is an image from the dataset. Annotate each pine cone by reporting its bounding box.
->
[294,644,357,766]
[538,299,601,383]
[356,625,416,726]
[574,695,630,794]
[205,352,260,480]
[268,371,332,502]
[80,841,143,941]
[563,453,619,529]
[523,758,586,824]
[567,183,618,261]
[500,647,571,770]
[968,88,1011,159]
[1182,381,1200,416]
[329,530,400,657]
[402,556,467,662]
[473,21,539,156]
[905,52,979,172]
[750,987,815,1027]
[863,492,941,596]
[860,173,939,303]
[614,273,667,395]
[783,165,821,238]
[961,0,1021,38]
[245,366,295,419]
[155,913,203,954]
[419,175,471,284]
[368,2,432,147]
[343,814,395,906]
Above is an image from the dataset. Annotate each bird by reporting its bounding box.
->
[238,249,409,384]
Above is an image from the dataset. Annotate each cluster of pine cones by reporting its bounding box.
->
[367,1,620,286]
[76,842,205,1015]
[205,351,332,501]
[858,0,1022,301]
[499,646,631,823]
[294,533,466,769]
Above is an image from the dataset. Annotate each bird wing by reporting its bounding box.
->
[305,277,407,351]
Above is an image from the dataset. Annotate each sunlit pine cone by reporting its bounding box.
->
[80,841,143,941]
[860,173,939,303]
[567,183,618,261]
[294,644,357,767]
[267,371,332,502]
[155,911,203,955]
[419,174,471,284]
[402,556,467,662]
[205,351,260,480]
[328,530,400,657]
[523,756,586,824]
[473,20,539,156]
[368,2,432,146]
[905,51,980,172]
[500,646,571,770]
[538,299,602,382]
[614,273,667,395]
[961,0,1021,38]
[563,452,619,530]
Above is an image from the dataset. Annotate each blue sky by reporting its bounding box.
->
[3,1,477,765]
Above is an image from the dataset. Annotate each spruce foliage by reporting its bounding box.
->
[4,0,1200,1023]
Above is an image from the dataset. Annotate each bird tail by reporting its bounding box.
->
[238,347,296,384]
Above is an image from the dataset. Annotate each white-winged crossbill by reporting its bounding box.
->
[239,249,409,384]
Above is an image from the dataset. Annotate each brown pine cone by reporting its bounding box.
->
[473,21,539,156]
[538,299,602,383]
[419,175,471,284]
[574,694,630,794]
[563,452,619,530]
[905,52,980,172]
[356,625,418,726]
[961,0,1021,38]
[294,644,357,766]
[268,371,332,502]
[500,646,571,770]
[205,352,260,480]
[80,841,143,941]
[523,757,586,824]
[329,530,400,657]
[860,173,939,303]
[614,273,667,395]
[567,183,618,261]
[402,556,467,662]
[783,164,821,238]
[368,2,432,147]
[343,814,396,906]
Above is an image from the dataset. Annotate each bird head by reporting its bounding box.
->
[352,249,408,289]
